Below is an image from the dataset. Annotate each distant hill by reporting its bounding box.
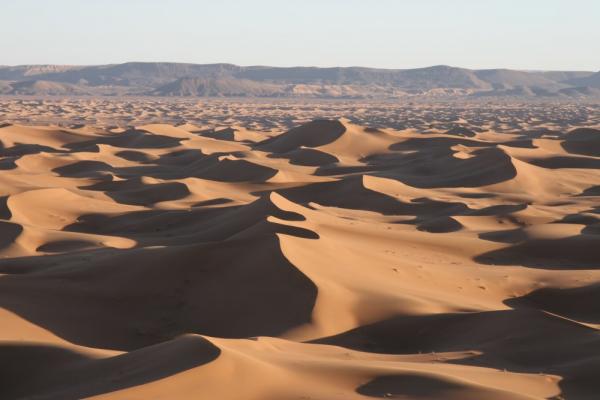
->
[150,77,284,97]
[473,69,562,90]
[567,71,600,88]
[0,80,91,95]
[0,62,597,98]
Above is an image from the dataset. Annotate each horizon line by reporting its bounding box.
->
[0,61,596,73]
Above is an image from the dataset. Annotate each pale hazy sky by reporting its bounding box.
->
[1,0,599,70]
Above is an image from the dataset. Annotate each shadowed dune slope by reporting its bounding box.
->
[1,118,600,400]
[256,119,346,152]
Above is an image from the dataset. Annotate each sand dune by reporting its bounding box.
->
[1,114,599,400]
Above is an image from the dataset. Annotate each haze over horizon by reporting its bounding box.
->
[2,0,599,71]
[1,61,598,73]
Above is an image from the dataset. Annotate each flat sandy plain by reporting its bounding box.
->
[1,98,600,399]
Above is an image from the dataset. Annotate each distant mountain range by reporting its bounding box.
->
[0,62,599,98]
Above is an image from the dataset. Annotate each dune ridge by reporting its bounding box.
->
[1,117,599,399]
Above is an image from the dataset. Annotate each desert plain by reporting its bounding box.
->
[0,98,600,399]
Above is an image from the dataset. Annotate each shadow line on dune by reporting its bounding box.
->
[314,308,600,399]
[474,234,600,270]
[0,335,220,400]
[0,214,319,350]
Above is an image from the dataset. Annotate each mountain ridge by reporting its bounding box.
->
[0,62,598,98]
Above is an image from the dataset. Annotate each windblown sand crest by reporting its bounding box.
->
[1,114,600,399]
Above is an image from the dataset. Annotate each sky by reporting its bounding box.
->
[1,0,599,71]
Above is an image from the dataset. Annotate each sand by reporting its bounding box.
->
[1,101,600,399]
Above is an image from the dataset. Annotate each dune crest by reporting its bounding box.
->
[1,116,599,400]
